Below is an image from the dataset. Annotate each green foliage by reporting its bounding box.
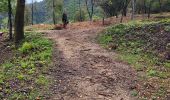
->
[131,90,138,97]
[164,25,170,32]
[75,9,87,21]
[19,42,34,54]
[147,69,157,77]
[136,0,170,13]
[17,74,25,80]
[35,75,48,85]
[98,34,112,46]
[99,19,170,99]
[93,15,102,21]
[0,32,53,99]
[0,0,8,12]
[164,62,170,68]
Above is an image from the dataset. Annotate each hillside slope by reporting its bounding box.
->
[99,19,170,99]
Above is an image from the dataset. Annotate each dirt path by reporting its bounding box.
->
[46,27,138,100]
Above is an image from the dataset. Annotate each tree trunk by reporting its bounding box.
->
[91,0,94,21]
[52,0,56,24]
[74,0,76,22]
[85,0,94,21]
[32,0,33,25]
[120,11,124,23]
[158,0,162,13]
[79,0,82,22]
[131,0,135,20]
[123,0,128,16]
[8,0,12,40]
[102,17,105,25]
[148,1,152,19]
[14,0,25,43]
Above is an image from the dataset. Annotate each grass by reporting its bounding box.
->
[0,32,53,99]
[98,18,170,99]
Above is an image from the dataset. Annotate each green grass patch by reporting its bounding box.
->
[99,19,170,77]
[98,18,170,99]
[0,32,53,99]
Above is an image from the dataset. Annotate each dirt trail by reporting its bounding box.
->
[45,26,138,100]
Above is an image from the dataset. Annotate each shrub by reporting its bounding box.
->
[35,75,48,85]
[75,10,86,21]
[147,70,157,77]
[164,26,170,32]
[19,42,34,54]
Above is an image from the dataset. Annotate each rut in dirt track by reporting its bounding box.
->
[46,27,137,100]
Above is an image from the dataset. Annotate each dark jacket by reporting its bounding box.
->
[62,13,68,24]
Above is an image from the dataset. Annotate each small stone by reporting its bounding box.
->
[0,87,2,91]
[36,97,40,100]
[167,89,170,93]
[120,98,124,100]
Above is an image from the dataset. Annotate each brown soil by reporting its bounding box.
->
[45,23,138,100]
[0,37,14,65]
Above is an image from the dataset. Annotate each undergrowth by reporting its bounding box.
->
[98,18,170,99]
[0,32,53,99]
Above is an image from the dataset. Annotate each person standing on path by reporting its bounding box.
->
[62,12,69,29]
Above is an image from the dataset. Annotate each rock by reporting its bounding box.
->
[108,43,118,50]
[0,32,3,37]
[0,87,2,91]
[167,89,170,93]
[36,97,40,100]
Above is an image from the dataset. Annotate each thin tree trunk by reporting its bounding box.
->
[144,0,147,14]
[8,0,12,40]
[32,0,33,25]
[90,0,94,21]
[85,0,94,21]
[158,0,162,13]
[74,0,76,22]
[131,0,135,20]
[52,0,56,24]
[148,1,152,19]
[120,11,124,23]
[14,0,25,43]
[79,0,82,21]
[123,0,128,16]
[102,17,105,25]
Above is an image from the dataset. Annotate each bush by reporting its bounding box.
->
[19,42,34,54]
[93,15,102,22]
[75,9,86,21]
[164,26,170,32]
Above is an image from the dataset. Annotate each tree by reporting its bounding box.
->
[45,0,63,24]
[78,0,82,21]
[122,0,129,16]
[100,0,127,17]
[158,0,162,13]
[25,5,31,25]
[147,0,153,18]
[0,0,8,12]
[52,0,56,24]
[14,0,25,43]
[8,0,12,40]
[32,0,34,25]
[131,0,135,20]
[85,0,94,21]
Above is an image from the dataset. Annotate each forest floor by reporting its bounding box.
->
[0,13,169,99]
[45,28,137,100]
[44,14,170,100]
[44,16,141,100]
